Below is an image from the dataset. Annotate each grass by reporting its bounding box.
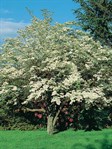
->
[0,129,112,149]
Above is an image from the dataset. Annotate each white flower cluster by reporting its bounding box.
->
[0,18,111,109]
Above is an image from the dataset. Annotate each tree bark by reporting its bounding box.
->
[47,108,61,135]
[14,108,45,113]
[47,115,54,135]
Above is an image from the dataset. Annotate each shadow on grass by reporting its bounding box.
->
[71,135,112,149]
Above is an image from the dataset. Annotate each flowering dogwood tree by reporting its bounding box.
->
[0,15,112,134]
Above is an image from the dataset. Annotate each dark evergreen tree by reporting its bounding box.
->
[73,0,112,46]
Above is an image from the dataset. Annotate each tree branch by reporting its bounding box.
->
[14,107,46,113]
[53,107,61,126]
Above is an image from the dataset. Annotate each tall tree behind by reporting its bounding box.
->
[73,0,112,46]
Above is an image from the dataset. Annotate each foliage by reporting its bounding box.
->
[73,0,112,46]
[0,13,112,131]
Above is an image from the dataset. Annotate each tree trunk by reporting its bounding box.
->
[47,108,61,135]
[47,115,55,135]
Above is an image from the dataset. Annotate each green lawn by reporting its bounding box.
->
[0,129,112,149]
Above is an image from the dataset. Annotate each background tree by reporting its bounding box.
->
[73,0,112,46]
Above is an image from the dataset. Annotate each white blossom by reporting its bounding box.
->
[12,86,18,91]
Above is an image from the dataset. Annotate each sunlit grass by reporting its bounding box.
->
[0,129,112,149]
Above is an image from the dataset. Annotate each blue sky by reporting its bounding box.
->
[0,0,79,43]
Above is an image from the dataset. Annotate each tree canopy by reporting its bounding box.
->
[73,0,112,46]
